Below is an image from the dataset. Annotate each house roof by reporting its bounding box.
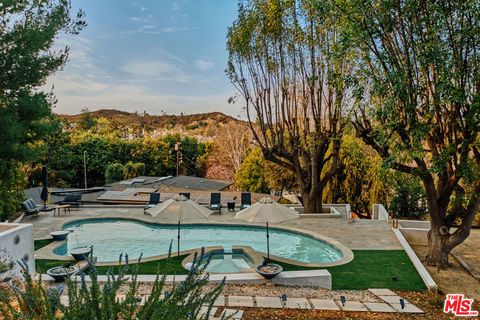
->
[108,175,232,192]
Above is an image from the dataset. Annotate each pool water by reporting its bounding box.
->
[57,219,343,264]
[199,252,255,273]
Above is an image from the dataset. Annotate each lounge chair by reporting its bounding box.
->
[59,193,82,210]
[179,192,191,199]
[21,198,42,216]
[144,192,160,214]
[240,192,251,210]
[209,193,222,213]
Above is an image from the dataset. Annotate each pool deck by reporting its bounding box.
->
[25,206,402,251]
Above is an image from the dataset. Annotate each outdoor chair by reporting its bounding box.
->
[59,193,82,210]
[144,192,160,214]
[240,192,251,210]
[179,192,191,199]
[209,192,222,213]
[21,198,42,216]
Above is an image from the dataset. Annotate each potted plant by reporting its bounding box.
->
[256,260,283,280]
[70,246,92,261]
[46,264,78,282]
[50,231,70,241]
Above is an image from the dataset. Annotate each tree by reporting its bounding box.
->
[105,163,124,184]
[227,0,353,212]
[0,0,85,218]
[235,148,270,193]
[208,121,252,179]
[339,0,480,267]
[324,133,386,216]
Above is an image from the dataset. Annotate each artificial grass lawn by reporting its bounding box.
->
[275,250,426,291]
[35,250,426,291]
[34,239,55,251]
[36,255,189,275]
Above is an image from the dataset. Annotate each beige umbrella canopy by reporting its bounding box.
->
[235,197,299,260]
[145,194,213,219]
[234,197,299,223]
[145,195,213,256]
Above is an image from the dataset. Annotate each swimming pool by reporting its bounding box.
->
[56,218,344,264]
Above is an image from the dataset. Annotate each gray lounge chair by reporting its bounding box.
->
[21,198,42,216]
[59,193,82,209]
[240,192,251,210]
[209,193,222,213]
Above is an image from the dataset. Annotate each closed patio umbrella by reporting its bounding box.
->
[40,166,49,208]
[234,197,299,261]
[145,195,213,256]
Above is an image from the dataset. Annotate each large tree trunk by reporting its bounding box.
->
[425,224,451,268]
[301,187,324,213]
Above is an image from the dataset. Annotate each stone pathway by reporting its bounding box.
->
[58,288,424,319]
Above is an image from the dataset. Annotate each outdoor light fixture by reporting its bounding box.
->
[340,296,346,306]
[400,298,405,309]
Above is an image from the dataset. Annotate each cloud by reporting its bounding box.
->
[47,73,236,116]
[121,60,195,83]
[194,59,214,71]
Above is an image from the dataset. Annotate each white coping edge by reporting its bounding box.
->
[392,228,437,290]
[38,269,332,289]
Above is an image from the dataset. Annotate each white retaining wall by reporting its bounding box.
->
[0,223,35,281]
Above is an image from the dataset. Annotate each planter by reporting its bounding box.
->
[46,266,78,282]
[70,247,91,261]
[256,263,283,280]
[50,231,70,241]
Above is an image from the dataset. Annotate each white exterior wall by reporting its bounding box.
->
[0,223,35,281]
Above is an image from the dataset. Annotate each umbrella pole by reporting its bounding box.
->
[266,222,270,262]
[177,220,180,257]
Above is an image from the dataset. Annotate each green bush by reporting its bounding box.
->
[105,163,124,184]
[133,162,145,176]
[0,250,223,319]
[389,173,427,219]
[0,161,25,221]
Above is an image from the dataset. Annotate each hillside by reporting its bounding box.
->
[56,109,245,141]
[58,109,241,129]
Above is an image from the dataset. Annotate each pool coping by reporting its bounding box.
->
[34,217,354,269]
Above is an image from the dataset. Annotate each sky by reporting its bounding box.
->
[46,0,241,116]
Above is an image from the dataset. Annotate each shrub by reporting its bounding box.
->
[123,161,136,179]
[105,163,124,184]
[0,249,223,319]
[133,162,145,176]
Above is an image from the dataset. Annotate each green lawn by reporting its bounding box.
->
[275,250,426,291]
[36,255,189,275]
[35,250,426,291]
[34,239,55,251]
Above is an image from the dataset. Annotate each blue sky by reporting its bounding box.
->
[47,0,241,116]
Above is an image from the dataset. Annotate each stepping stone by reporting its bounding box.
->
[221,308,244,319]
[368,288,396,296]
[255,296,283,309]
[197,306,218,319]
[228,295,254,307]
[364,302,396,312]
[310,299,339,310]
[283,297,311,309]
[378,295,404,304]
[213,295,225,307]
[337,301,368,312]
[390,303,424,313]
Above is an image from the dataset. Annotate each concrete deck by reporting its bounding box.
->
[25,206,402,251]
